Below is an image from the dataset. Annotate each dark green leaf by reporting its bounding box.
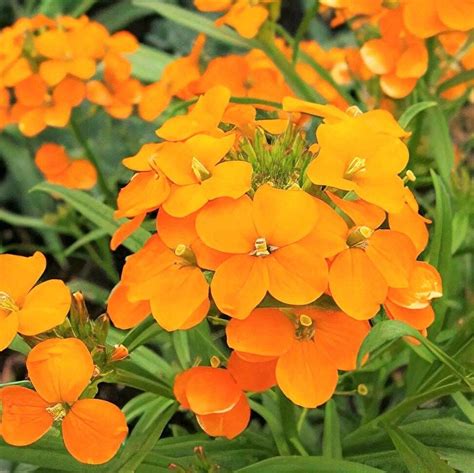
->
[384,423,455,473]
[323,400,342,459]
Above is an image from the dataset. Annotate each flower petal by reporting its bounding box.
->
[201,161,252,200]
[26,338,94,404]
[226,308,294,357]
[107,284,150,330]
[17,280,70,336]
[227,351,277,392]
[276,340,338,408]
[0,386,52,446]
[62,399,128,465]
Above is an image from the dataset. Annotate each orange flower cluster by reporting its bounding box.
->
[0,14,139,136]
[320,0,474,98]
[108,86,442,437]
[35,143,97,190]
[0,338,128,464]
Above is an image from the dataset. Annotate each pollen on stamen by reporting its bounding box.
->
[254,237,270,257]
[0,291,19,312]
[299,314,313,327]
[175,244,197,266]
[210,355,221,368]
[344,157,366,179]
[345,105,363,117]
[46,403,67,422]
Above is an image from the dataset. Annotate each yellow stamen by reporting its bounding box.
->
[191,157,211,182]
[345,105,363,117]
[210,356,221,368]
[299,314,313,327]
[46,403,67,422]
[148,155,161,175]
[344,157,366,179]
[404,170,416,183]
[347,226,374,248]
[254,237,270,257]
[175,244,197,266]
[357,384,369,396]
[0,292,18,312]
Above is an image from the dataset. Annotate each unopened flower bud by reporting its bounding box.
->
[111,344,129,362]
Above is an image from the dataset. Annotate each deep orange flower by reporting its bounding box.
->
[360,10,428,98]
[174,366,250,439]
[0,252,70,351]
[196,184,328,319]
[403,0,474,38]
[227,308,370,407]
[0,338,128,464]
[227,351,277,392]
[384,262,442,331]
[118,231,211,331]
[35,143,97,190]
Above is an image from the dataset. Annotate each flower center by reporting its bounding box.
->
[344,157,367,180]
[347,226,374,249]
[345,105,363,117]
[175,244,197,266]
[191,158,211,182]
[0,291,18,313]
[295,314,315,341]
[251,237,278,257]
[46,403,67,422]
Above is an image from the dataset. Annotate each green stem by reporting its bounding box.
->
[70,117,115,204]
[259,38,324,102]
[292,0,319,64]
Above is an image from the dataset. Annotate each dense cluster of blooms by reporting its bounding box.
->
[1,0,470,465]
[0,14,140,137]
[107,84,443,436]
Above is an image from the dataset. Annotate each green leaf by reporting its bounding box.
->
[427,170,453,314]
[121,317,159,352]
[437,69,474,94]
[110,400,177,473]
[33,182,150,252]
[63,228,109,257]
[451,392,474,423]
[93,0,152,32]
[451,208,469,254]
[236,456,384,472]
[131,45,173,82]
[398,101,437,129]
[323,400,342,459]
[133,0,257,49]
[384,423,455,473]
[357,320,472,389]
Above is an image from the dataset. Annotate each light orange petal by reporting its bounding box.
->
[0,251,46,302]
[149,266,209,331]
[227,351,277,392]
[162,184,208,218]
[107,284,150,330]
[211,255,268,319]
[282,96,349,123]
[39,60,67,86]
[122,143,162,172]
[360,39,398,75]
[0,386,52,446]
[366,230,416,288]
[201,161,252,200]
[396,43,428,79]
[156,210,198,248]
[62,399,128,465]
[26,338,94,404]
[197,394,250,439]
[384,300,435,331]
[253,185,318,247]
[436,0,474,32]
[0,311,19,351]
[17,280,70,336]
[185,367,242,415]
[380,74,417,99]
[266,243,328,305]
[226,308,294,357]
[276,340,338,408]
[403,0,445,38]
[329,249,388,320]
[110,213,146,251]
[196,195,257,254]
[303,309,370,370]
[327,192,385,228]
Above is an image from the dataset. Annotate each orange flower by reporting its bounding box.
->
[360,10,428,98]
[0,338,128,464]
[35,143,97,190]
[226,308,370,407]
[174,365,250,439]
[384,262,442,331]
[118,232,211,331]
[227,351,277,392]
[0,87,9,129]
[196,184,328,319]
[403,0,474,38]
[155,85,231,141]
[0,252,70,351]
[284,98,409,213]
[107,283,150,330]
[195,0,270,38]
[139,35,205,121]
